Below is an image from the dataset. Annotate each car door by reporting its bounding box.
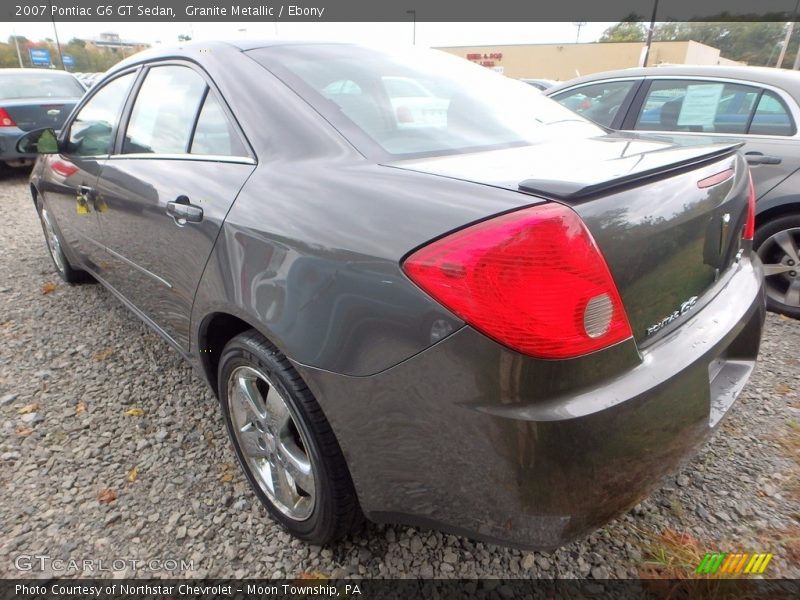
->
[94,62,255,350]
[41,71,137,271]
[624,77,800,199]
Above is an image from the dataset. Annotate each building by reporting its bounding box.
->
[84,32,150,54]
[436,41,743,81]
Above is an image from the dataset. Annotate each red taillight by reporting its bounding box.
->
[743,171,756,241]
[402,203,633,359]
[0,108,16,128]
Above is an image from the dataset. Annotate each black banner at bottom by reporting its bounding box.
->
[1,579,799,600]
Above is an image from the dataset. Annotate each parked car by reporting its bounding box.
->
[18,42,765,550]
[0,68,85,172]
[520,78,557,91]
[547,66,800,317]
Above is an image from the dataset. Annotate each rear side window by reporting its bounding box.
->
[634,80,761,134]
[67,72,135,157]
[123,66,206,154]
[551,80,636,127]
[190,91,248,156]
[749,91,795,136]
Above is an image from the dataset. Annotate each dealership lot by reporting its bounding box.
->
[0,170,798,579]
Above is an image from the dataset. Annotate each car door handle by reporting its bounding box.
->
[745,152,782,165]
[166,196,203,224]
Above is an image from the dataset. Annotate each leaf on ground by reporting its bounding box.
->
[97,488,117,504]
[15,425,33,437]
[17,403,39,415]
[41,282,57,295]
[775,383,793,395]
[220,463,235,482]
[204,430,215,447]
[93,348,114,362]
[124,407,144,417]
[127,466,139,483]
[75,401,86,415]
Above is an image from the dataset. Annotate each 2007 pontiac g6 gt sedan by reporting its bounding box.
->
[20,41,766,549]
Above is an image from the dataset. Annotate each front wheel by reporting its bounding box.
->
[36,200,90,284]
[755,214,800,319]
[218,330,362,543]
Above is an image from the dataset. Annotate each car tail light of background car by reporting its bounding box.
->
[0,108,16,127]
[402,202,634,359]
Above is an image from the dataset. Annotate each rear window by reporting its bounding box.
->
[0,72,85,100]
[249,44,601,158]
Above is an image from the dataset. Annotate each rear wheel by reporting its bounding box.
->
[218,330,362,543]
[755,214,800,318]
[36,199,90,284]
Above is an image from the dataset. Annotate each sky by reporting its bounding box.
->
[0,21,616,48]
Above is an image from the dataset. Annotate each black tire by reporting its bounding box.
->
[218,330,362,544]
[35,196,91,284]
[754,214,800,319]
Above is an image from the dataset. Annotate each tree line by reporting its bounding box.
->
[600,18,800,67]
[0,36,135,72]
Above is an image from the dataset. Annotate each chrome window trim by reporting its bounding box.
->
[107,152,256,165]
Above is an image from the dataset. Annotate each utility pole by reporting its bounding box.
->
[11,26,23,67]
[46,0,65,69]
[406,10,416,45]
[777,0,799,68]
[642,0,659,67]
[574,22,587,43]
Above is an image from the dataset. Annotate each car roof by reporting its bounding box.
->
[0,68,77,76]
[547,65,800,98]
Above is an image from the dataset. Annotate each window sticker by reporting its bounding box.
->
[677,83,725,128]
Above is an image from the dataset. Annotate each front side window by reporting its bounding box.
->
[66,72,135,157]
[634,80,760,134]
[552,80,637,127]
[123,66,206,154]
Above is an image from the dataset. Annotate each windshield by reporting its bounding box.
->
[249,44,601,158]
[0,72,85,100]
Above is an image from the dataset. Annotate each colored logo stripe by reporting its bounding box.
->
[696,553,772,574]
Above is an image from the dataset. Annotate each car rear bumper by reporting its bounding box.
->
[0,128,35,163]
[295,254,766,550]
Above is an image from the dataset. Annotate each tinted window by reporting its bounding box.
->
[250,45,600,158]
[634,80,760,134]
[123,66,206,154]
[0,72,85,100]
[190,91,248,156]
[67,72,135,157]
[552,80,636,127]
[749,91,795,136]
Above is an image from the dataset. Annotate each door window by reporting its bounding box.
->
[66,72,135,157]
[634,80,760,134]
[551,81,636,127]
[749,91,795,136]
[123,66,206,154]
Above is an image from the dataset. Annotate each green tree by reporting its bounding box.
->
[600,21,647,43]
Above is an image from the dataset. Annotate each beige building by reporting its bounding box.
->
[436,41,743,81]
[85,32,150,55]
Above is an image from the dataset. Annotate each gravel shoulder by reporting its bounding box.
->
[0,171,798,579]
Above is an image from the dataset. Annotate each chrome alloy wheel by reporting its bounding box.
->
[228,365,316,520]
[40,207,65,274]
[757,227,800,309]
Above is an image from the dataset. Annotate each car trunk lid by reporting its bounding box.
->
[1,98,78,131]
[387,134,749,344]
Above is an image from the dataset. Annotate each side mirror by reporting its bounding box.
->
[16,128,60,155]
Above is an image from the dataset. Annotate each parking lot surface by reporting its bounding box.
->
[0,170,798,578]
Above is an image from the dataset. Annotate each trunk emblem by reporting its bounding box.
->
[645,296,699,337]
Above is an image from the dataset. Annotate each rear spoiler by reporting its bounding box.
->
[518,142,743,201]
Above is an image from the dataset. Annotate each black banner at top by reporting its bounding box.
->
[3,0,800,22]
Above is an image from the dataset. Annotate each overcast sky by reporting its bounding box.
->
[0,21,616,47]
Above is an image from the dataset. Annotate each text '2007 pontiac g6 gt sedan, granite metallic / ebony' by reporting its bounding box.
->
[18,41,765,550]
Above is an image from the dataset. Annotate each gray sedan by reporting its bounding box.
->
[548,66,800,317]
[19,42,764,550]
